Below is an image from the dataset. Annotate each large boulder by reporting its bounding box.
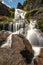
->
[0,48,29,65]
[0,31,34,65]
[12,34,33,53]
[11,34,34,64]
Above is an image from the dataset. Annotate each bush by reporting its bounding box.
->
[38,19,43,32]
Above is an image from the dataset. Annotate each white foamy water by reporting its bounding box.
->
[15,9,26,19]
[26,19,43,47]
[1,34,12,48]
[32,46,41,57]
[1,9,43,64]
[9,22,13,31]
[1,9,27,48]
[26,19,43,63]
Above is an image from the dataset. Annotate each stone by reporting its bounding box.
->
[0,31,34,65]
[0,30,10,46]
[11,34,34,64]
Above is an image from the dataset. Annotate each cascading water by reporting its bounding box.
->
[9,22,13,31]
[1,28,24,48]
[1,8,43,65]
[1,9,27,48]
[0,9,26,32]
[1,33,12,48]
[15,9,26,19]
[26,19,43,47]
[26,19,43,58]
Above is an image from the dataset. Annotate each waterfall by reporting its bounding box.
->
[15,9,26,19]
[0,9,27,32]
[1,8,43,64]
[1,9,27,48]
[32,46,41,57]
[0,8,43,65]
[1,33,12,48]
[9,22,13,31]
[26,19,43,47]
[26,19,43,58]
[1,28,24,48]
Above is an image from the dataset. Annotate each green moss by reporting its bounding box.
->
[25,8,38,19]
[38,19,43,32]
[0,16,14,22]
[25,7,43,20]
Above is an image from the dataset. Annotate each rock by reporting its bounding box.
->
[17,2,23,9]
[0,2,14,17]
[33,10,43,20]
[0,48,28,65]
[11,34,34,64]
[31,0,43,9]
[38,48,43,57]
[12,34,25,52]
[0,32,34,65]
[0,30,10,39]
[12,34,33,53]
[0,30,10,46]
[34,48,43,65]
[17,34,33,53]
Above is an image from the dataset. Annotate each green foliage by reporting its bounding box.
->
[25,7,43,19]
[23,0,32,6]
[23,7,28,11]
[9,8,15,18]
[23,0,32,10]
[23,0,43,32]
[25,8,38,20]
[0,16,13,22]
[38,19,43,32]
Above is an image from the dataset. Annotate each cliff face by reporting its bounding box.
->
[23,0,43,19]
[31,0,43,9]
[23,0,43,32]
[0,2,10,17]
[23,0,43,10]
[0,2,14,18]
[17,2,23,9]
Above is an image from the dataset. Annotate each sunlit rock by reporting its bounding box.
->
[0,32,34,65]
[0,30,11,46]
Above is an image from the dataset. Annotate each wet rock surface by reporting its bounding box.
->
[0,30,10,46]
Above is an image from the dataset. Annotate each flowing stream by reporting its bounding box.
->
[1,19,43,56]
[26,19,43,47]
[1,9,27,48]
[26,19,43,58]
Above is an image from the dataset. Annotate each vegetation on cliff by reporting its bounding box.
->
[0,2,14,21]
[0,0,43,31]
[22,0,43,32]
